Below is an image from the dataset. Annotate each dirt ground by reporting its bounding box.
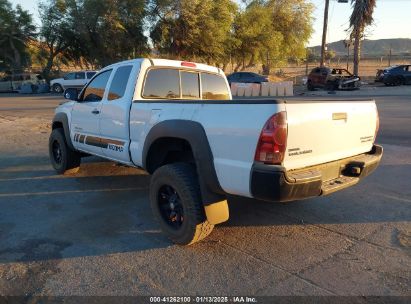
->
[0,93,410,301]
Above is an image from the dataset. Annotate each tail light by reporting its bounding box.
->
[254,111,288,165]
[374,107,380,143]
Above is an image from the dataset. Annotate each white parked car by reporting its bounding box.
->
[49,58,382,245]
[50,71,97,93]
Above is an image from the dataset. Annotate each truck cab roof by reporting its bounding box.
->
[103,58,223,75]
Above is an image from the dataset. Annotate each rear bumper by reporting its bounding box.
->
[250,145,383,202]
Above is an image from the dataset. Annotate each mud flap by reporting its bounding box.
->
[204,200,229,225]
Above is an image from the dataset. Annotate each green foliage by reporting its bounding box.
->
[0,0,36,71]
[70,0,149,67]
[325,50,336,60]
[149,0,237,65]
[37,0,149,79]
[232,0,314,71]
[349,0,376,36]
[232,1,281,70]
[149,0,313,71]
[38,0,76,79]
[2,0,315,75]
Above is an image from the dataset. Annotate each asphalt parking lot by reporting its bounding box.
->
[0,89,410,299]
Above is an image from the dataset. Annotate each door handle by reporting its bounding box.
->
[91,109,100,115]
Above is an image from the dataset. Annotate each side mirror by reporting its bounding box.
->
[64,88,80,101]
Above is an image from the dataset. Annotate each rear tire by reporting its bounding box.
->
[49,128,81,174]
[52,83,63,94]
[325,80,337,91]
[307,81,315,91]
[149,163,214,245]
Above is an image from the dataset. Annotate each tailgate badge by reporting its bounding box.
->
[332,112,347,121]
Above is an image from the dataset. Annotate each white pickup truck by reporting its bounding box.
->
[49,58,383,245]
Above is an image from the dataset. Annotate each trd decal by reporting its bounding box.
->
[288,147,313,156]
[73,133,125,151]
[108,144,124,153]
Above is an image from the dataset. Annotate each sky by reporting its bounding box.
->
[10,0,411,47]
[309,0,411,46]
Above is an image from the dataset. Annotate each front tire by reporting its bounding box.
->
[149,163,214,245]
[49,128,81,174]
[394,76,404,86]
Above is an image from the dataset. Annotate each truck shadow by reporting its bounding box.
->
[0,156,172,264]
[0,156,409,263]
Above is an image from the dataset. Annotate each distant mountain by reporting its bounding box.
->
[310,38,411,56]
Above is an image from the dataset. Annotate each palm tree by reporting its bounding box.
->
[348,0,377,76]
[0,2,36,71]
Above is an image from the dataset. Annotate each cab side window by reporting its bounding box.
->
[108,65,133,101]
[201,73,230,100]
[82,70,112,102]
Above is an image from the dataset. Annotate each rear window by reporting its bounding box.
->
[142,68,229,100]
[143,69,180,99]
[181,71,200,99]
[201,73,230,100]
[108,65,132,101]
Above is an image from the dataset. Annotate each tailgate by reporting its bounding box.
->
[283,100,378,171]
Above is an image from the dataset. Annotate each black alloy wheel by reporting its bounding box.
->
[52,140,63,165]
[158,185,185,229]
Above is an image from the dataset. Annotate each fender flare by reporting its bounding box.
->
[142,120,225,205]
[52,112,75,150]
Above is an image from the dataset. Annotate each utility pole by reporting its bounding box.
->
[388,46,392,66]
[320,0,330,67]
[320,0,349,67]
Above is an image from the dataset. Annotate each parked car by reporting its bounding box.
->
[50,71,97,93]
[0,73,45,92]
[307,67,360,91]
[376,65,411,86]
[50,58,382,245]
[226,72,268,85]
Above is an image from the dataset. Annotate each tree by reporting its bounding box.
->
[325,50,336,61]
[348,0,376,75]
[232,1,280,72]
[72,0,149,67]
[37,0,149,72]
[38,0,76,80]
[232,0,314,73]
[0,0,36,71]
[148,0,237,65]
